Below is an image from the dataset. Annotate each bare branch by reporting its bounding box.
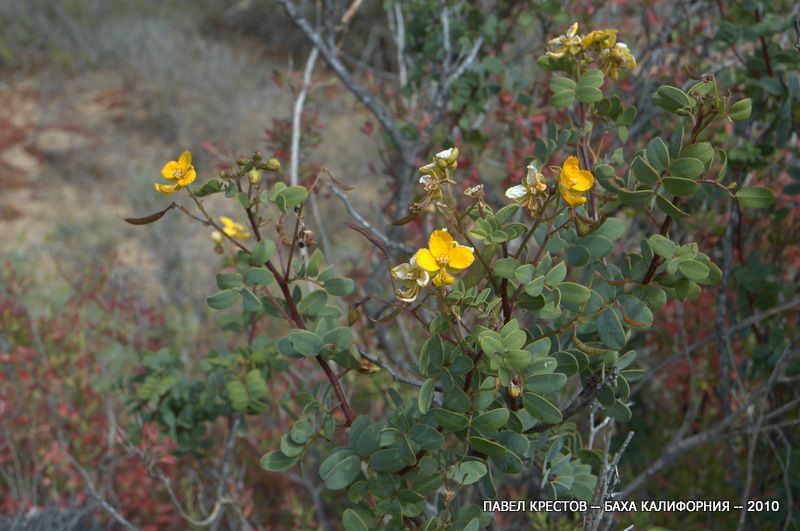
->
[277,0,409,155]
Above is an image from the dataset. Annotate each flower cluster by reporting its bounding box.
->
[547,23,636,80]
[504,156,595,210]
[412,148,459,213]
[391,229,475,302]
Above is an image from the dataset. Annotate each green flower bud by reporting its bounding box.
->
[248,169,262,184]
[266,158,282,172]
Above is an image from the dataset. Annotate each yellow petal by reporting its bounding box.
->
[154,182,180,194]
[161,161,179,180]
[432,269,454,286]
[559,182,587,206]
[428,229,454,256]
[414,249,440,272]
[178,151,192,172]
[220,215,234,228]
[447,245,474,270]
[571,169,594,192]
[179,167,196,187]
[560,156,581,184]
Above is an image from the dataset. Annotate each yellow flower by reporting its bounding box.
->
[415,229,475,287]
[547,22,583,59]
[582,29,618,51]
[390,255,430,302]
[600,42,637,80]
[220,216,250,240]
[154,151,197,194]
[558,156,594,207]
[505,162,548,213]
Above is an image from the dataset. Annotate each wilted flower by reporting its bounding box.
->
[434,147,459,170]
[220,216,251,240]
[505,162,548,213]
[558,156,595,207]
[581,29,618,51]
[415,229,475,287]
[464,184,486,208]
[391,255,430,302]
[547,22,583,59]
[600,42,637,80]
[154,151,196,194]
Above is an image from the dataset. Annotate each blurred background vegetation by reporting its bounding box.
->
[0,0,798,529]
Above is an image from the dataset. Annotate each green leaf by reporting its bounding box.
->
[348,417,381,459]
[551,90,575,108]
[323,327,353,351]
[410,424,444,451]
[243,267,275,286]
[418,379,435,414]
[241,288,263,312]
[550,76,576,92]
[472,408,510,432]
[251,239,276,264]
[558,282,591,305]
[291,419,314,444]
[653,85,693,113]
[669,157,705,180]
[297,290,327,316]
[523,393,563,424]
[479,331,505,356]
[646,137,670,171]
[275,185,309,213]
[515,264,535,284]
[605,400,632,422]
[616,188,653,206]
[369,448,404,472]
[661,176,698,196]
[227,381,249,411]
[525,373,567,393]
[576,86,603,103]
[597,309,626,349]
[260,450,298,471]
[544,261,567,286]
[525,276,545,297]
[680,142,713,165]
[580,69,605,88]
[216,272,242,290]
[493,257,520,279]
[729,98,752,121]
[655,194,689,218]
[324,277,355,296]
[632,156,660,185]
[207,289,240,310]
[433,408,469,431]
[320,451,362,490]
[245,369,268,401]
[735,186,775,208]
[468,436,507,458]
[678,260,710,281]
[448,461,487,485]
[342,509,369,531]
[288,329,323,357]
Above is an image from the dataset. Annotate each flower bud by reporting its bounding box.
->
[575,218,591,236]
[266,158,281,172]
[210,230,224,244]
[248,169,262,184]
[508,382,522,399]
